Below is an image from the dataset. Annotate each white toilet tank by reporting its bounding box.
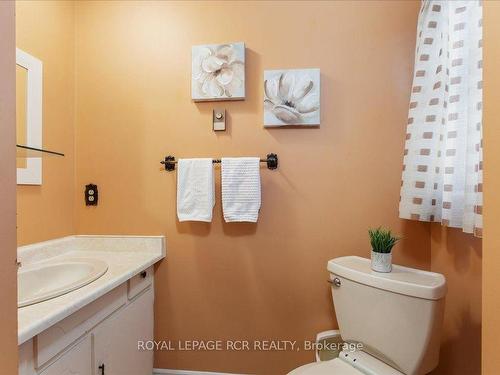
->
[327,256,446,375]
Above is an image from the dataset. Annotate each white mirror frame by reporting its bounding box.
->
[16,48,43,185]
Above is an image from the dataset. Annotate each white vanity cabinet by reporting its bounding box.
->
[93,288,154,375]
[19,266,154,375]
[40,336,92,375]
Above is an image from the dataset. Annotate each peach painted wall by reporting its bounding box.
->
[430,225,482,375]
[74,1,428,373]
[16,0,76,246]
[482,1,500,374]
[0,1,19,372]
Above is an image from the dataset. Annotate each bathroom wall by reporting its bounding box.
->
[73,1,428,373]
[430,225,482,375]
[0,1,19,372]
[16,0,76,246]
[482,1,500,373]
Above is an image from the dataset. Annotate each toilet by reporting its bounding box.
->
[289,256,446,375]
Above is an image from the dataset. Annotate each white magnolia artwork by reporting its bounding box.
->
[264,68,320,127]
[191,42,245,101]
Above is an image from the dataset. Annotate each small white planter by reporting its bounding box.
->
[371,251,392,273]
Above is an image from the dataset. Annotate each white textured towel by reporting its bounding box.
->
[221,157,261,222]
[177,158,215,222]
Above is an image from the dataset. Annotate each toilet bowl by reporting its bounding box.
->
[288,256,446,375]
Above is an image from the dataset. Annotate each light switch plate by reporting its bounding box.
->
[213,109,226,131]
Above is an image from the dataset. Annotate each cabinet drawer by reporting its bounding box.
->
[127,266,153,300]
[36,284,127,369]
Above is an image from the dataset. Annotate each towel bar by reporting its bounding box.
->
[161,153,278,171]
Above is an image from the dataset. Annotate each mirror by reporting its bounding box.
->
[16,65,28,169]
[16,48,43,185]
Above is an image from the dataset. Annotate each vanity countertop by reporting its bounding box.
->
[17,235,165,345]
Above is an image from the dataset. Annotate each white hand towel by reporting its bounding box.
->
[177,158,215,222]
[221,157,261,222]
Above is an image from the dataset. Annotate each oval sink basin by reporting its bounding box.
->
[18,258,108,307]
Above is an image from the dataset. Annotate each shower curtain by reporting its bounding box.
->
[399,0,483,236]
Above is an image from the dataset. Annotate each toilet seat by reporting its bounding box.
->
[288,358,363,375]
[288,350,405,375]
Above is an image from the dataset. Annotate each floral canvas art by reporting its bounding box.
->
[264,69,320,127]
[192,42,245,101]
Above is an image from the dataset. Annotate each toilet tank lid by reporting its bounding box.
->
[327,256,446,300]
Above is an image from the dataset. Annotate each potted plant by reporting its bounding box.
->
[368,227,401,273]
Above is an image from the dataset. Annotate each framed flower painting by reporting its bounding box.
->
[191,42,245,101]
[264,68,320,127]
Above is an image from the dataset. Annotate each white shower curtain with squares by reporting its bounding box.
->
[399,0,483,237]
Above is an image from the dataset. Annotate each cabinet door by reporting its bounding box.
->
[93,288,153,375]
[40,335,91,375]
